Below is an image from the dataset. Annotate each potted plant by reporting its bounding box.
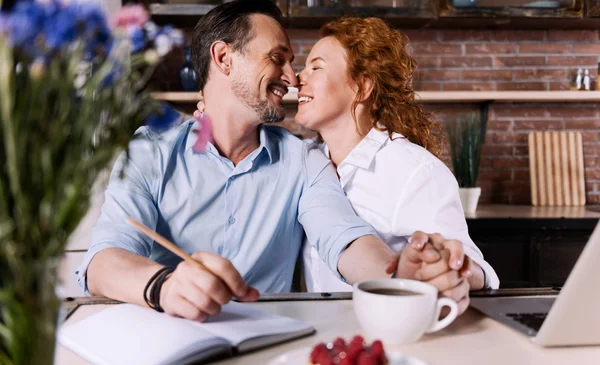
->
[0,2,209,364]
[446,113,483,214]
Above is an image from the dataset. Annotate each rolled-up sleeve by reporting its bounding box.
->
[76,130,161,295]
[391,161,500,289]
[298,143,378,278]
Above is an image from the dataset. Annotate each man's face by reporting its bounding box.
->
[230,14,297,124]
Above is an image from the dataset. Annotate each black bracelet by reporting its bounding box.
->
[144,267,174,312]
[150,267,175,312]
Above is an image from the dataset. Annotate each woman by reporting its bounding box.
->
[296,17,499,296]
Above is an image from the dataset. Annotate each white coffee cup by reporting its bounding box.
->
[353,278,459,345]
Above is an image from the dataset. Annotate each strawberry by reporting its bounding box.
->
[333,337,346,348]
[370,340,385,362]
[357,352,376,365]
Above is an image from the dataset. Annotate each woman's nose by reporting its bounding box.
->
[297,70,307,86]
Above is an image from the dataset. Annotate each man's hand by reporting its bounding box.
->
[385,231,477,315]
[384,231,467,280]
[159,251,259,321]
[385,241,440,281]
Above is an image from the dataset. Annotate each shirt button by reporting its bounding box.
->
[228,216,236,225]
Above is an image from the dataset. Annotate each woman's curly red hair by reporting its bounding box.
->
[320,17,443,158]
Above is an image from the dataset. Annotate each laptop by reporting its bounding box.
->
[470,220,600,347]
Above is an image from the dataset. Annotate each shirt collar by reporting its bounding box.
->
[185,120,275,164]
[334,127,392,171]
[256,125,275,164]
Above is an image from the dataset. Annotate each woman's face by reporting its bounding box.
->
[295,36,357,131]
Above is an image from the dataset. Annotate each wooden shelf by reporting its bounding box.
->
[151,91,600,104]
[149,3,216,16]
[147,3,600,29]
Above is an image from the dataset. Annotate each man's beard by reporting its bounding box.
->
[232,77,285,124]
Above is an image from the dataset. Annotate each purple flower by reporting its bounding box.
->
[0,14,9,34]
[145,104,180,130]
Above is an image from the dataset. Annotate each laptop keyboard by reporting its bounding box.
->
[505,312,547,332]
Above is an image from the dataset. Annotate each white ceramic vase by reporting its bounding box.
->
[459,187,481,214]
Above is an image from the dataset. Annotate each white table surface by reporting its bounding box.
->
[55,297,600,365]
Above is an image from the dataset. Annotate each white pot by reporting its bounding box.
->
[459,187,481,214]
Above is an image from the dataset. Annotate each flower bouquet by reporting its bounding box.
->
[0,1,186,364]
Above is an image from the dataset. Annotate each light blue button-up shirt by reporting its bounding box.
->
[76,120,377,294]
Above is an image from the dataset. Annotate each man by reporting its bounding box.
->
[78,0,480,322]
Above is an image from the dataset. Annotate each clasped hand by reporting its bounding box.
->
[386,231,479,315]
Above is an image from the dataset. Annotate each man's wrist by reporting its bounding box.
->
[144,266,175,312]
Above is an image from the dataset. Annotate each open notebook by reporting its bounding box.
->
[58,302,315,365]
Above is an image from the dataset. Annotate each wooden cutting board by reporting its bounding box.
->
[529,131,586,207]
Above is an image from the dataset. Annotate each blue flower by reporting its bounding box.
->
[128,25,146,53]
[99,71,117,89]
[5,1,46,47]
[44,1,109,51]
[43,7,78,50]
[158,25,173,37]
[143,21,158,41]
[145,104,180,130]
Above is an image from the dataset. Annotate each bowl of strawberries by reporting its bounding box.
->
[309,336,386,365]
[268,335,429,365]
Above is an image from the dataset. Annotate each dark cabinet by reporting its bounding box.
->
[468,218,595,288]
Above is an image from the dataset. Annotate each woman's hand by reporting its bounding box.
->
[415,250,471,315]
[193,99,205,120]
[386,231,477,315]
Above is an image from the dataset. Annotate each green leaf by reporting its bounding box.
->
[0,288,12,303]
[0,352,12,365]
[446,113,482,188]
[0,220,14,241]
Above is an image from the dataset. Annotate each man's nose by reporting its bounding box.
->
[282,63,298,87]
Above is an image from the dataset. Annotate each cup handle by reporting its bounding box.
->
[425,297,459,333]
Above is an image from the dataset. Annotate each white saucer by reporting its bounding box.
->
[267,346,429,365]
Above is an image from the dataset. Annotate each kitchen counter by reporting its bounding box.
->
[466,204,600,219]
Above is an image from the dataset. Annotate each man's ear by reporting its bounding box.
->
[210,40,232,76]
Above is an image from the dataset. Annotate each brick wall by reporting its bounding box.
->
[284,29,600,205]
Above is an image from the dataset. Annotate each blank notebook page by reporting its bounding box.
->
[58,304,227,365]
[191,301,314,346]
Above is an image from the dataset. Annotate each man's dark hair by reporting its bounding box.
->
[190,0,284,90]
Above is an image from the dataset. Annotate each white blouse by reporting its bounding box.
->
[302,127,500,292]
